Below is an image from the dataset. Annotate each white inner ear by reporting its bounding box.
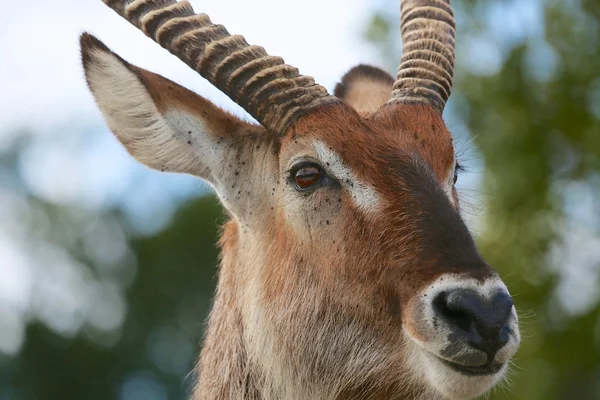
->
[85,48,220,179]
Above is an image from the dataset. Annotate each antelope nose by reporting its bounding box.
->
[434,290,514,360]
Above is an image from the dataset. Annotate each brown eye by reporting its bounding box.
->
[294,165,322,190]
[453,170,458,185]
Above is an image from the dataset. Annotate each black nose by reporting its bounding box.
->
[434,289,514,360]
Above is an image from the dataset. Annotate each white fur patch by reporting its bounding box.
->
[312,141,379,212]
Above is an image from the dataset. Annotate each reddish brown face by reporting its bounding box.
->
[264,103,520,399]
[82,0,520,396]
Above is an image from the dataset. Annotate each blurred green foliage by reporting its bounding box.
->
[1,0,600,399]
[368,0,600,398]
[0,191,224,399]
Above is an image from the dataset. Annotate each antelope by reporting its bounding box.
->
[81,0,520,399]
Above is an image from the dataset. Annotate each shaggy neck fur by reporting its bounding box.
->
[192,220,442,400]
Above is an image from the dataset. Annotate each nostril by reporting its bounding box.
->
[433,292,474,334]
[490,291,514,324]
[446,308,473,333]
[432,289,514,359]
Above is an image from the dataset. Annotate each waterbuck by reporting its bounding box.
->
[81,0,520,398]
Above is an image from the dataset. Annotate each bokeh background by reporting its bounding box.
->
[1,0,599,399]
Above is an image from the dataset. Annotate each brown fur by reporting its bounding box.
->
[192,102,493,399]
[81,2,516,398]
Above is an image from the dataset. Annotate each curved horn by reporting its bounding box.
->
[102,0,336,133]
[390,0,455,112]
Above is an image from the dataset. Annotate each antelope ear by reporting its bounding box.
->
[334,64,394,115]
[80,33,266,195]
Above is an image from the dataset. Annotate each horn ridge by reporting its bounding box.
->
[390,0,456,112]
[141,1,194,38]
[126,0,175,23]
[226,56,284,99]
[171,25,230,68]
[200,35,249,78]
[101,0,336,133]
[214,46,272,92]
[238,64,301,106]
[156,14,212,48]
[252,76,317,118]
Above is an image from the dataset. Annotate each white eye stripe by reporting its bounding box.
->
[312,141,379,212]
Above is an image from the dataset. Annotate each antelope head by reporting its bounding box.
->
[81,1,520,399]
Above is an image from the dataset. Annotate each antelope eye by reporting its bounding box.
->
[292,164,323,190]
[453,162,464,185]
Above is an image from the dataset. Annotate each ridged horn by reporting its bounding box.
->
[102,0,337,133]
[390,0,455,112]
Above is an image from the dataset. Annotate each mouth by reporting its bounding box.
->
[434,354,505,377]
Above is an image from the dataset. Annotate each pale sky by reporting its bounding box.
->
[0,0,379,133]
